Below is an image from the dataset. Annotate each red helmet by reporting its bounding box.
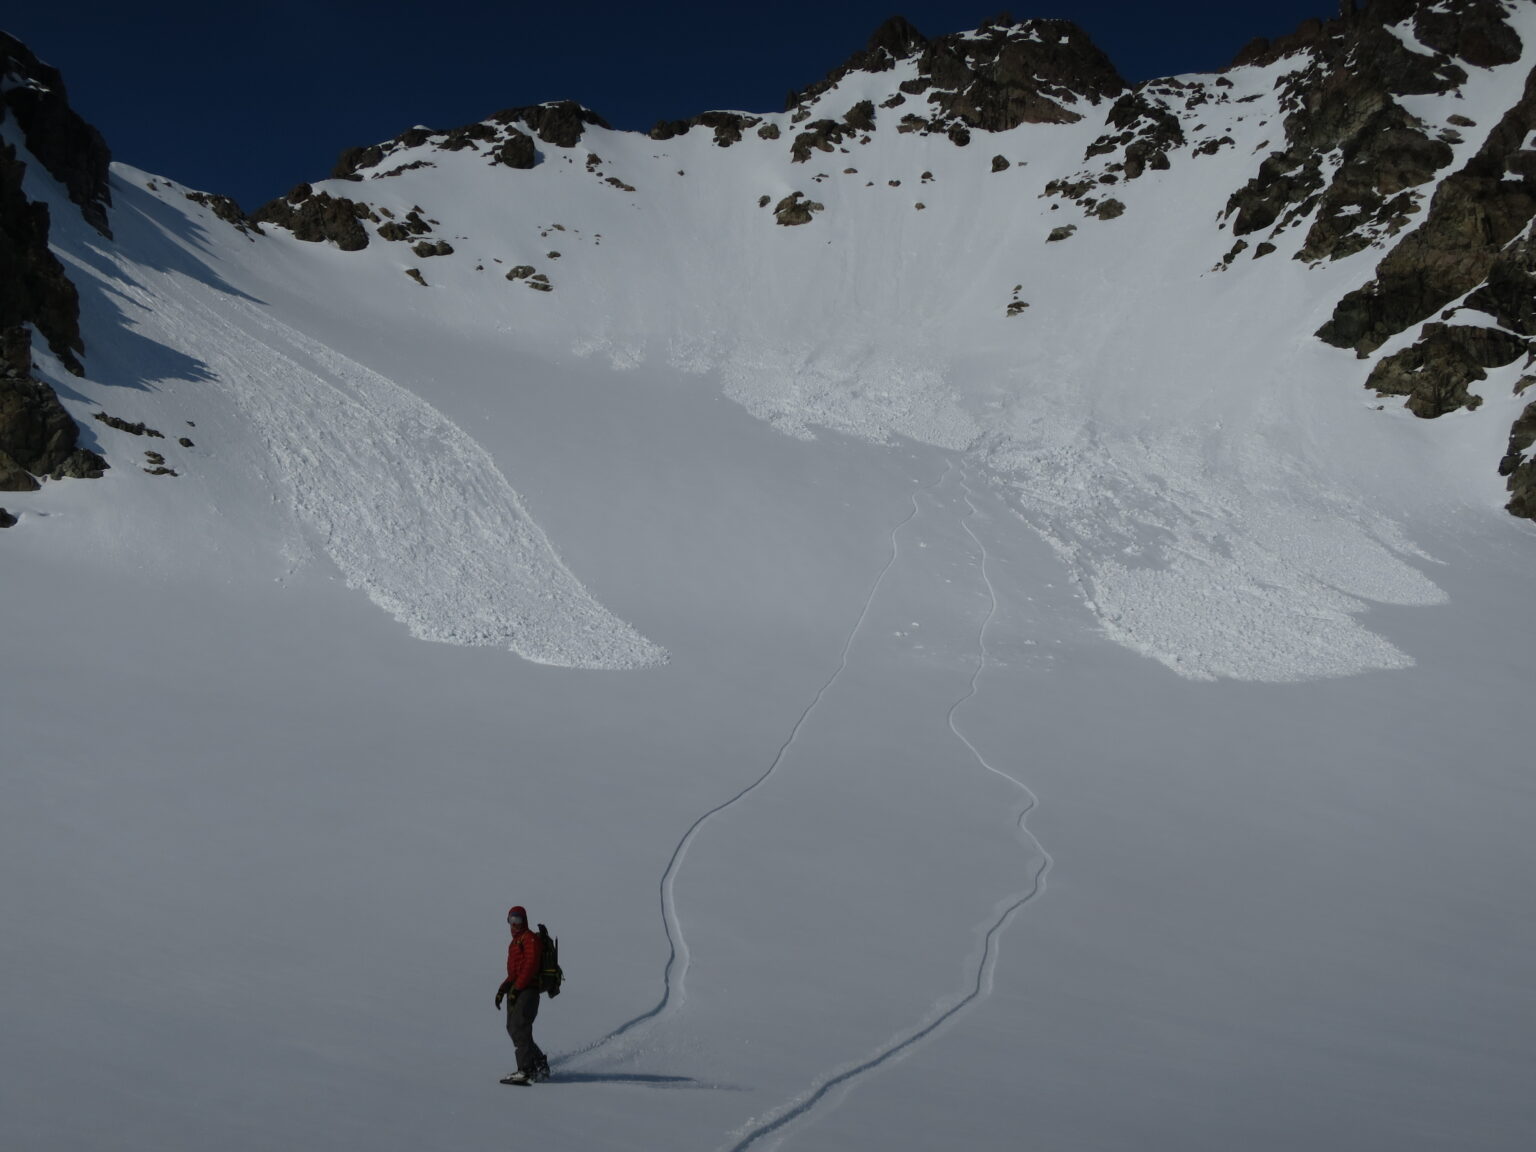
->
[507,905,528,926]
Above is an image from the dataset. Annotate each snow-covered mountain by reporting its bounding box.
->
[3,5,1534,1151]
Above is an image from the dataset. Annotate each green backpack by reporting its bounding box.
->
[536,924,564,998]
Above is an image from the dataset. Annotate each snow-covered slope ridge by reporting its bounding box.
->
[16,1,1536,680]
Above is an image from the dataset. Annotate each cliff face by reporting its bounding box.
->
[0,33,108,495]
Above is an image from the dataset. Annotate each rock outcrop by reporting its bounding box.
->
[0,373,108,490]
[786,14,1124,140]
[0,38,109,492]
[650,111,763,147]
[773,192,824,226]
[184,191,263,235]
[1319,63,1536,356]
[0,140,85,376]
[252,184,376,250]
[0,32,112,237]
[1222,0,1514,266]
[326,101,610,188]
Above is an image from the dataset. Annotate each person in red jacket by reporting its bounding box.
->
[495,906,549,1084]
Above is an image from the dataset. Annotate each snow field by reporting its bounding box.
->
[4,20,1536,1152]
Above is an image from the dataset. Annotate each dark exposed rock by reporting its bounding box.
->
[0,101,101,488]
[1222,3,1496,267]
[0,32,112,236]
[326,103,604,189]
[1319,63,1536,356]
[1503,399,1536,518]
[791,119,853,163]
[526,274,553,292]
[0,374,107,490]
[332,145,385,179]
[1364,323,1526,417]
[1093,198,1126,220]
[773,192,824,226]
[757,123,781,141]
[491,101,611,148]
[184,191,263,235]
[438,122,497,152]
[93,411,164,438]
[495,129,537,169]
[1047,224,1077,242]
[378,221,412,242]
[404,268,427,287]
[844,100,876,133]
[411,239,454,258]
[1221,0,1524,277]
[0,507,15,528]
[786,16,929,110]
[179,437,194,448]
[142,465,178,477]
[1,142,85,375]
[1501,396,1536,464]
[786,16,1122,140]
[1412,0,1522,68]
[505,265,536,280]
[252,186,373,250]
[991,154,1010,172]
[377,160,436,178]
[1293,105,1453,263]
[651,111,762,147]
[1086,91,1185,180]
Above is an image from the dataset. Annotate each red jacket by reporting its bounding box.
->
[507,927,543,991]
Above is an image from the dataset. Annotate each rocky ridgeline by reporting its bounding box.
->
[248,101,613,257]
[0,33,109,493]
[23,2,1536,520]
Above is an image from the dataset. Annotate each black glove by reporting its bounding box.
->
[495,979,513,1009]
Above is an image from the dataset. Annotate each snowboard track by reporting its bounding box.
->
[560,460,955,1067]
[719,465,1053,1152]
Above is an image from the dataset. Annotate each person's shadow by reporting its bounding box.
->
[543,1070,741,1091]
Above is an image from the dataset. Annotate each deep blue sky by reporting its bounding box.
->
[7,1,1329,212]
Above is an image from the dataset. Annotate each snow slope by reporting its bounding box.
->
[4,10,1536,1151]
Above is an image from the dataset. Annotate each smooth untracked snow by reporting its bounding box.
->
[4,13,1536,1152]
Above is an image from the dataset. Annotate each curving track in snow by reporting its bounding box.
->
[720,468,1051,1151]
[563,461,956,1068]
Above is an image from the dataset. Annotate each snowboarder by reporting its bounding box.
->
[496,905,549,1084]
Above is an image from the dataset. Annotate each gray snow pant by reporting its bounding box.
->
[505,990,545,1073]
